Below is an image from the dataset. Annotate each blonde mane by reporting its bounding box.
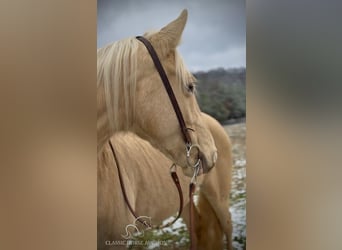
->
[97,35,194,133]
[97,37,138,132]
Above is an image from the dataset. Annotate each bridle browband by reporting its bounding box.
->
[108,36,200,249]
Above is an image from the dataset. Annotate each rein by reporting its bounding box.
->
[109,139,184,229]
[109,36,200,249]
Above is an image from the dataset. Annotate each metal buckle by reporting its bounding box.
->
[169,163,177,173]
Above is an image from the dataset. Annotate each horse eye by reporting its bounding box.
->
[186,83,195,93]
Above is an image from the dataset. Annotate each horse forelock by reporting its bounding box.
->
[175,50,196,93]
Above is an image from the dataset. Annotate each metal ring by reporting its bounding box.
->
[186,144,201,168]
[191,160,201,184]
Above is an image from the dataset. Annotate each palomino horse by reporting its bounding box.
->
[97,9,217,177]
[98,113,233,250]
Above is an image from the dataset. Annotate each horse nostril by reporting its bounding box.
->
[212,151,218,165]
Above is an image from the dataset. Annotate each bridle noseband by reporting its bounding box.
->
[109,36,200,250]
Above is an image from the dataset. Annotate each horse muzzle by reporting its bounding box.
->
[199,150,217,174]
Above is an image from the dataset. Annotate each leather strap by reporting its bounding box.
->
[109,139,184,229]
[136,36,192,146]
[189,182,197,250]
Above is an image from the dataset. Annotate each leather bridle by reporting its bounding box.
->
[108,36,201,249]
[136,36,192,145]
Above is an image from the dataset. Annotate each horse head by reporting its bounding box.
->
[97,10,217,176]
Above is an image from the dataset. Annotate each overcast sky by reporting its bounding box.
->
[97,0,245,71]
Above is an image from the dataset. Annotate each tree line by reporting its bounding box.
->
[194,67,246,123]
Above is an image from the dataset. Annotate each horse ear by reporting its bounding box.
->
[148,9,188,52]
[160,9,188,48]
